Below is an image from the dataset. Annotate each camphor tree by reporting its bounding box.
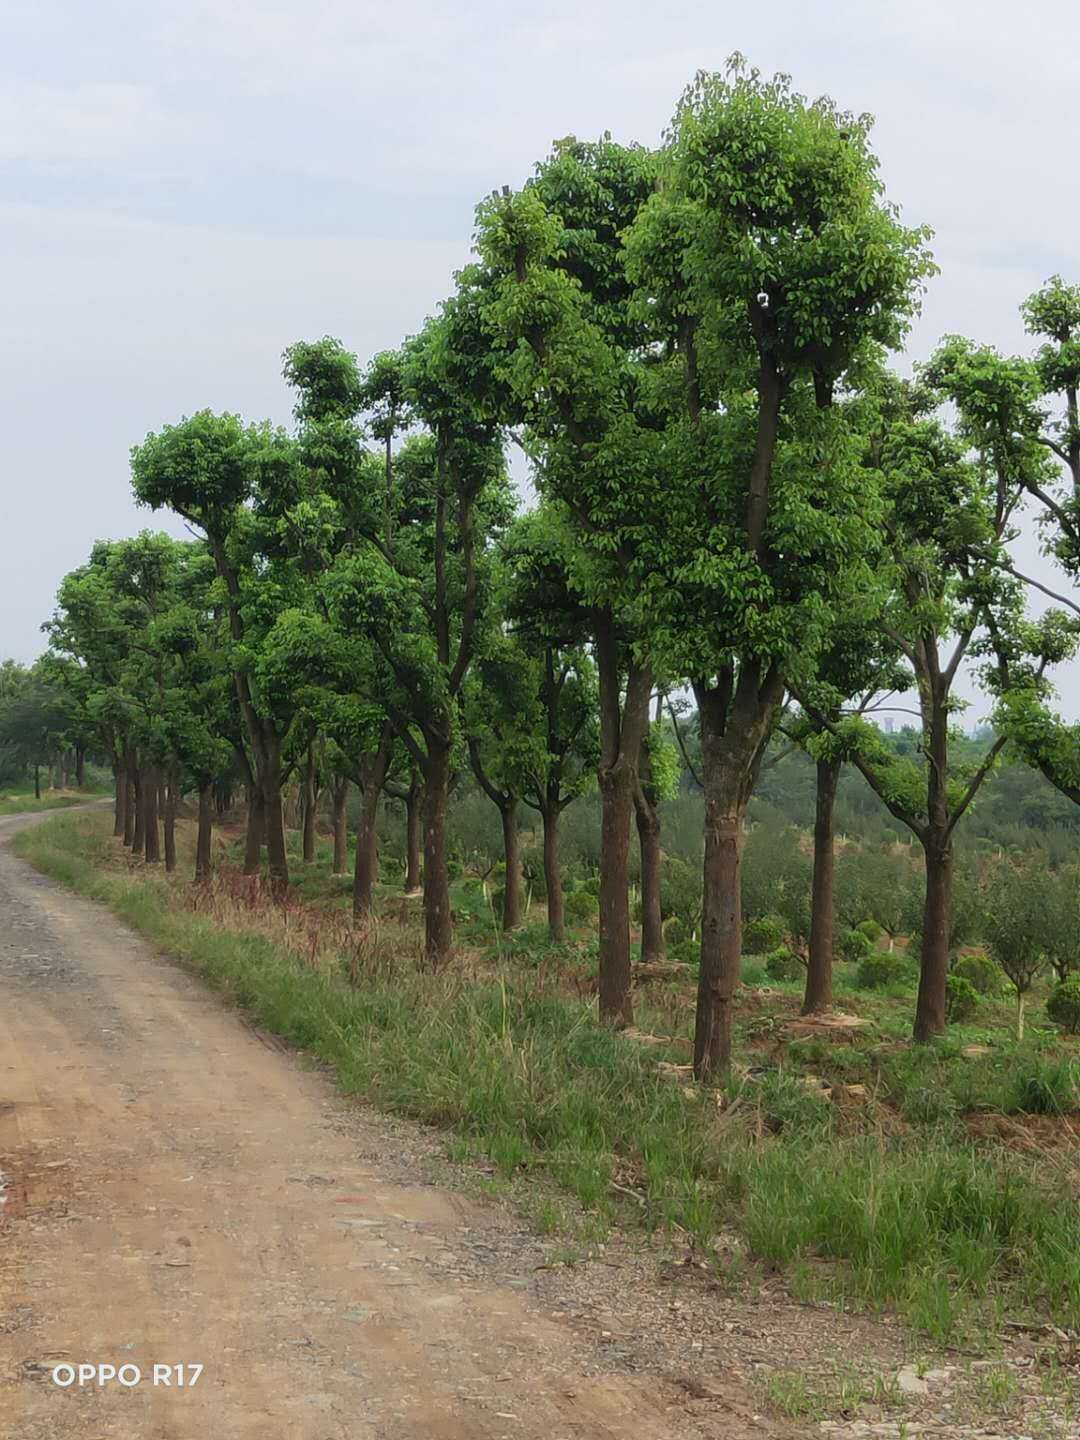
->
[983,860,1050,1039]
[501,508,599,942]
[789,622,907,1014]
[131,413,304,895]
[619,61,932,1076]
[477,134,665,1025]
[810,349,1044,1041]
[463,631,540,932]
[322,291,512,966]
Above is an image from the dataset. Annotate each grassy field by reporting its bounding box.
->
[13,808,1080,1349]
[0,788,98,817]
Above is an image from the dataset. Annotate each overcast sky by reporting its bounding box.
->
[3,0,1078,717]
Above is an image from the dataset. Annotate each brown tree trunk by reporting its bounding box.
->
[163,773,177,873]
[353,785,381,918]
[593,610,652,1027]
[542,802,564,943]
[114,763,127,838]
[130,768,144,853]
[243,786,264,875]
[422,737,453,967]
[353,732,392,918]
[634,782,665,964]
[500,799,523,931]
[33,765,40,801]
[404,771,422,894]
[803,754,840,1015]
[914,835,952,1041]
[143,766,161,864]
[302,742,317,863]
[694,665,783,1081]
[331,777,349,875]
[262,751,289,899]
[195,783,213,881]
[76,748,86,788]
[696,781,744,1081]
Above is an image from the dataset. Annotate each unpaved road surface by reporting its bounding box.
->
[0,808,789,1439]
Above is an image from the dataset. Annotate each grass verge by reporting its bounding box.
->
[0,791,91,817]
[13,810,1080,1345]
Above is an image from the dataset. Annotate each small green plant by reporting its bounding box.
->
[563,889,599,924]
[945,973,981,1024]
[743,913,785,955]
[839,927,874,964]
[1047,975,1080,1035]
[856,918,883,943]
[1006,1057,1078,1116]
[765,946,803,982]
[856,949,911,990]
[951,950,1003,997]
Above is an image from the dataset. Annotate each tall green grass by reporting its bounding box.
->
[14,811,1080,1343]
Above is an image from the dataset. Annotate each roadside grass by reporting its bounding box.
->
[12,809,1080,1347]
[0,789,94,817]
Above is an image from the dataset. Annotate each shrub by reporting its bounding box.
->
[1047,975,1080,1035]
[945,974,981,1025]
[1006,1057,1078,1116]
[856,918,883,943]
[856,949,911,990]
[839,927,873,964]
[951,951,1003,997]
[743,913,785,955]
[765,947,803,982]
[564,889,599,925]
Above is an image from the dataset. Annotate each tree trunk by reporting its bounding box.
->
[422,738,453,967]
[262,751,289,899]
[353,731,392,918]
[33,765,40,801]
[1016,989,1026,1041]
[597,760,636,1025]
[694,665,783,1081]
[593,610,651,1028]
[195,783,213,881]
[76,747,86,788]
[696,783,744,1081]
[914,836,952,1041]
[143,767,161,864]
[803,754,840,1015]
[302,742,317,863]
[244,786,264,875]
[331,777,349,875]
[404,771,422,894]
[131,768,144,853]
[163,773,177,873]
[353,784,381,918]
[114,764,127,838]
[542,802,564,943]
[500,799,523,931]
[634,783,665,964]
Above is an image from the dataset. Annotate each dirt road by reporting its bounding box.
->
[0,808,789,1440]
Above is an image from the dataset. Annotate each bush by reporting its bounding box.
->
[564,889,599,925]
[765,947,803,982]
[856,918,883,943]
[945,974,981,1025]
[856,949,912,990]
[1047,975,1080,1035]
[951,951,1003,997]
[743,913,785,955]
[839,927,873,964]
[1006,1057,1078,1116]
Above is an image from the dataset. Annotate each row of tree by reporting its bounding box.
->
[38,59,1080,1080]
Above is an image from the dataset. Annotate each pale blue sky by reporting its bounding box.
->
[2,0,1078,713]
